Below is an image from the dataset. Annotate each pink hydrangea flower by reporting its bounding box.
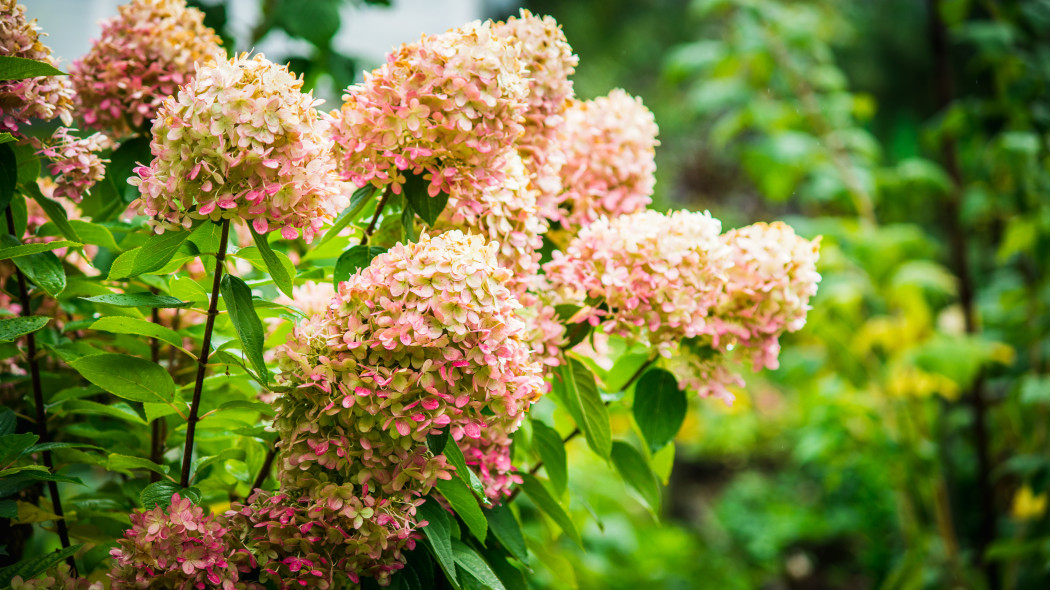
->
[544,209,730,354]
[554,89,659,228]
[130,53,349,242]
[326,20,529,198]
[36,127,111,202]
[69,0,224,138]
[274,280,337,318]
[244,231,545,584]
[709,221,822,369]
[0,0,74,134]
[109,493,260,590]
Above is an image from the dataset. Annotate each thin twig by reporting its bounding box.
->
[359,188,391,246]
[180,219,231,488]
[5,207,75,571]
[251,444,278,493]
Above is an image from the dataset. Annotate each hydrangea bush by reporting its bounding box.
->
[0,2,820,588]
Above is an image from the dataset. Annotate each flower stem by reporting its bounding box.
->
[4,206,75,571]
[251,444,278,493]
[179,218,231,488]
[359,188,391,246]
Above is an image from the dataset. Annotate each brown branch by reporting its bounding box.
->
[180,219,231,488]
[4,207,75,572]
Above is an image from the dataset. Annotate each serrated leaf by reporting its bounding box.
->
[558,359,611,459]
[90,316,184,350]
[0,499,15,518]
[22,441,102,456]
[0,410,13,436]
[519,473,581,547]
[0,316,49,343]
[402,171,448,226]
[11,248,65,297]
[436,476,487,542]
[192,448,245,481]
[485,503,528,565]
[632,368,686,452]
[333,245,385,287]
[418,497,459,584]
[58,399,147,425]
[319,185,374,245]
[107,228,192,279]
[427,429,449,455]
[26,186,79,242]
[246,227,295,297]
[69,353,175,404]
[0,239,80,261]
[139,480,201,509]
[442,439,487,501]
[0,433,39,465]
[610,440,662,514]
[106,453,170,477]
[220,275,269,383]
[530,420,567,496]
[402,205,418,241]
[0,55,65,81]
[82,292,192,308]
[451,539,506,590]
[0,544,82,589]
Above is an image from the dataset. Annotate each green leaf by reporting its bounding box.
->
[0,433,39,465]
[59,399,147,425]
[0,316,49,343]
[139,480,201,509]
[277,0,341,46]
[443,439,487,501]
[23,442,102,455]
[403,171,449,226]
[82,292,192,308]
[192,448,245,481]
[402,205,418,241]
[427,429,449,455]
[220,275,269,383]
[418,497,459,584]
[107,135,151,202]
[0,240,84,261]
[632,368,686,452]
[90,316,184,351]
[107,228,191,279]
[319,185,374,245]
[333,245,385,287]
[610,440,662,514]
[27,186,80,242]
[485,503,528,565]
[0,133,13,145]
[451,539,507,590]
[0,143,15,212]
[559,359,611,459]
[11,248,65,297]
[246,224,295,297]
[518,473,581,547]
[106,453,170,477]
[69,353,175,404]
[0,55,65,81]
[68,220,119,250]
[555,304,592,351]
[0,499,16,518]
[0,544,82,589]
[529,420,567,496]
[0,409,14,436]
[436,476,487,542]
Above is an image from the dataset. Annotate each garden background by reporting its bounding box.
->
[6,0,1050,589]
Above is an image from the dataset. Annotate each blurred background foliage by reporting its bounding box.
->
[189,0,1050,587]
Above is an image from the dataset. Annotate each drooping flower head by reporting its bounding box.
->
[70,0,224,138]
[327,20,529,198]
[238,231,545,585]
[36,127,111,202]
[493,9,577,220]
[130,53,348,241]
[544,209,729,353]
[109,493,259,589]
[0,0,74,134]
[711,221,822,369]
[555,89,659,228]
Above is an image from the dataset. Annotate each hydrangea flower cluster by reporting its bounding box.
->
[555,89,659,228]
[109,493,259,590]
[36,127,111,202]
[130,53,347,241]
[544,209,729,354]
[234,231,544,585]
[493,10,577,220]
[326,20,529,198]
[710,221,822,369]
[70,0,224,138]
[0,0,74,134]
[10,564,102,590]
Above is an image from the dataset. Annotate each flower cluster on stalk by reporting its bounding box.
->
[0,0,74,134]
[35,127,111,202]
[69,0,224,138]
[229,232,544,586]
[130,53,347,241]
